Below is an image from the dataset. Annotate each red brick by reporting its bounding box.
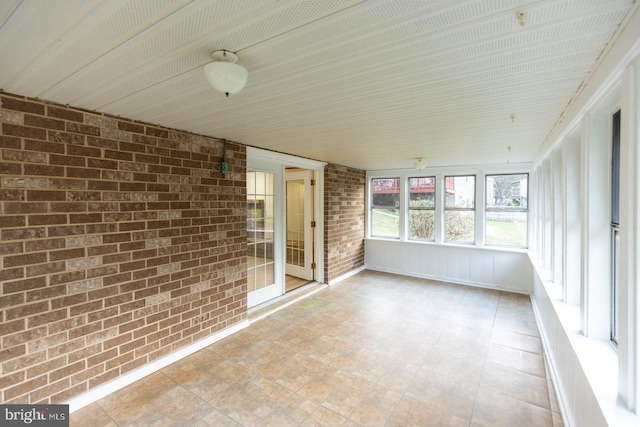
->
[27,190,66,201]
[24,114,65,130]
[49,360,85,382]
[0,189,25,202]
[49,248,85,262]
[67,167,101,178]
[88,367,119,388]
[5,301,49,320]
[3,251,47,268]
[49,153,86,166]
[0,161,21,174]
[2,123,47,140]
[47,105,84,122]
[28,214,68,225]
[48,225,86,237]
[0,135,21,148]
[118,121,144,134]
[24,139,65,154]
[146,127,168,138]
[0,344,26,363]
[0,93,251,406]
[27,285,66,309]
[0,241,23,255]
[69,213,102,224]
[48,130,86,145]
[87,136,118,150]
[25,261,66,277]
[66,122,100,136]
[4,202,48,214]
[104,149,133,161]
[48,270,85,286]
[26,355,66,379]
[4,375,48,400]
[2,96,45,114]
[67,144,101,158]
[24,163,64,176]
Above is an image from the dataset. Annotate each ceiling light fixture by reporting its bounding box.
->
[203,50,248,97]
[413,157,426,170]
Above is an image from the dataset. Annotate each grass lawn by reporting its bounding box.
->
[372,209,399,237]
[486,219,527,247]
[372,210,526,247]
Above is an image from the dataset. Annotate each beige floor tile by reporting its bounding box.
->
[472,387,553,427]
[199,408,241,426]
[491,327,543,354]
[69,404,118,427]
[486,342,547,378]
[301,406,347,426]
[548,378,561,413]
[348,400,393,427]
[96,395,157,426]
[480,362,550,409]
[552,410,565,427]
[386,394,436,426]
[320,386,362,417]
[68,271,562,427]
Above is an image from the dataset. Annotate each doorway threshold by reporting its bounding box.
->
[248,282,327,323]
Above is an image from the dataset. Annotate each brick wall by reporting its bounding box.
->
[324,163,365,282]
[0,93,247,404]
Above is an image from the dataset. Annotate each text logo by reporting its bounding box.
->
[1,405,69,426]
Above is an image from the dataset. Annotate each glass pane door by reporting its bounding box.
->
[247,171,275,298]
[285,170,314,281]
[286,179,305,267]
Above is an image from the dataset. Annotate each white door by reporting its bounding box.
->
[246,147,326,307]
[285,170,314,280]
[246,167,282,308]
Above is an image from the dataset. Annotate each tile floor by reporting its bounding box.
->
[70,271,564,426]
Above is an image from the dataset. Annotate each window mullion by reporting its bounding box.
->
[399,178,407,241]
[477,172,486,247]
[435,174,445,243]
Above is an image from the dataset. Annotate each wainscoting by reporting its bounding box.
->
[531,257,639,427]
[365,239,533,294]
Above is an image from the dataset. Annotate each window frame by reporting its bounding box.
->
[370,177,401,239]
[443,175,476,244]
[610,109,621,346]
[408,176,436,242]
[484,173,529,248]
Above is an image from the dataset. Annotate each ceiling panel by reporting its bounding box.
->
[0,0,636,171]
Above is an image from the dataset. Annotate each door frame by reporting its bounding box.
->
[247,147,326,307]
[285,169,315,280]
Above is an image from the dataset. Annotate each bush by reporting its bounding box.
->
[445,211,474,242]
[409,211,434,240]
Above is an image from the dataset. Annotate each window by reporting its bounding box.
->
[611,109,620,345]
[485,174,528,247]
[408,177,436,241]
[371,178,400,238]
[444,175,475,243]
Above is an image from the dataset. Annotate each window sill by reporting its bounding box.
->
[531,259,639,427]
[365,236,528,254]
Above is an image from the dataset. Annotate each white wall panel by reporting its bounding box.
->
[365,239,532,294]
[532,260,640,427]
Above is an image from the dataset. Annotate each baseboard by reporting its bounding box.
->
[364,266,531,295]
[530,295,572,427]
[248,282,328,323]
[327,265,366,286]
[66,319,249,413]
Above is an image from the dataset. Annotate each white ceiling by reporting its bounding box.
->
[0,0,635,171]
